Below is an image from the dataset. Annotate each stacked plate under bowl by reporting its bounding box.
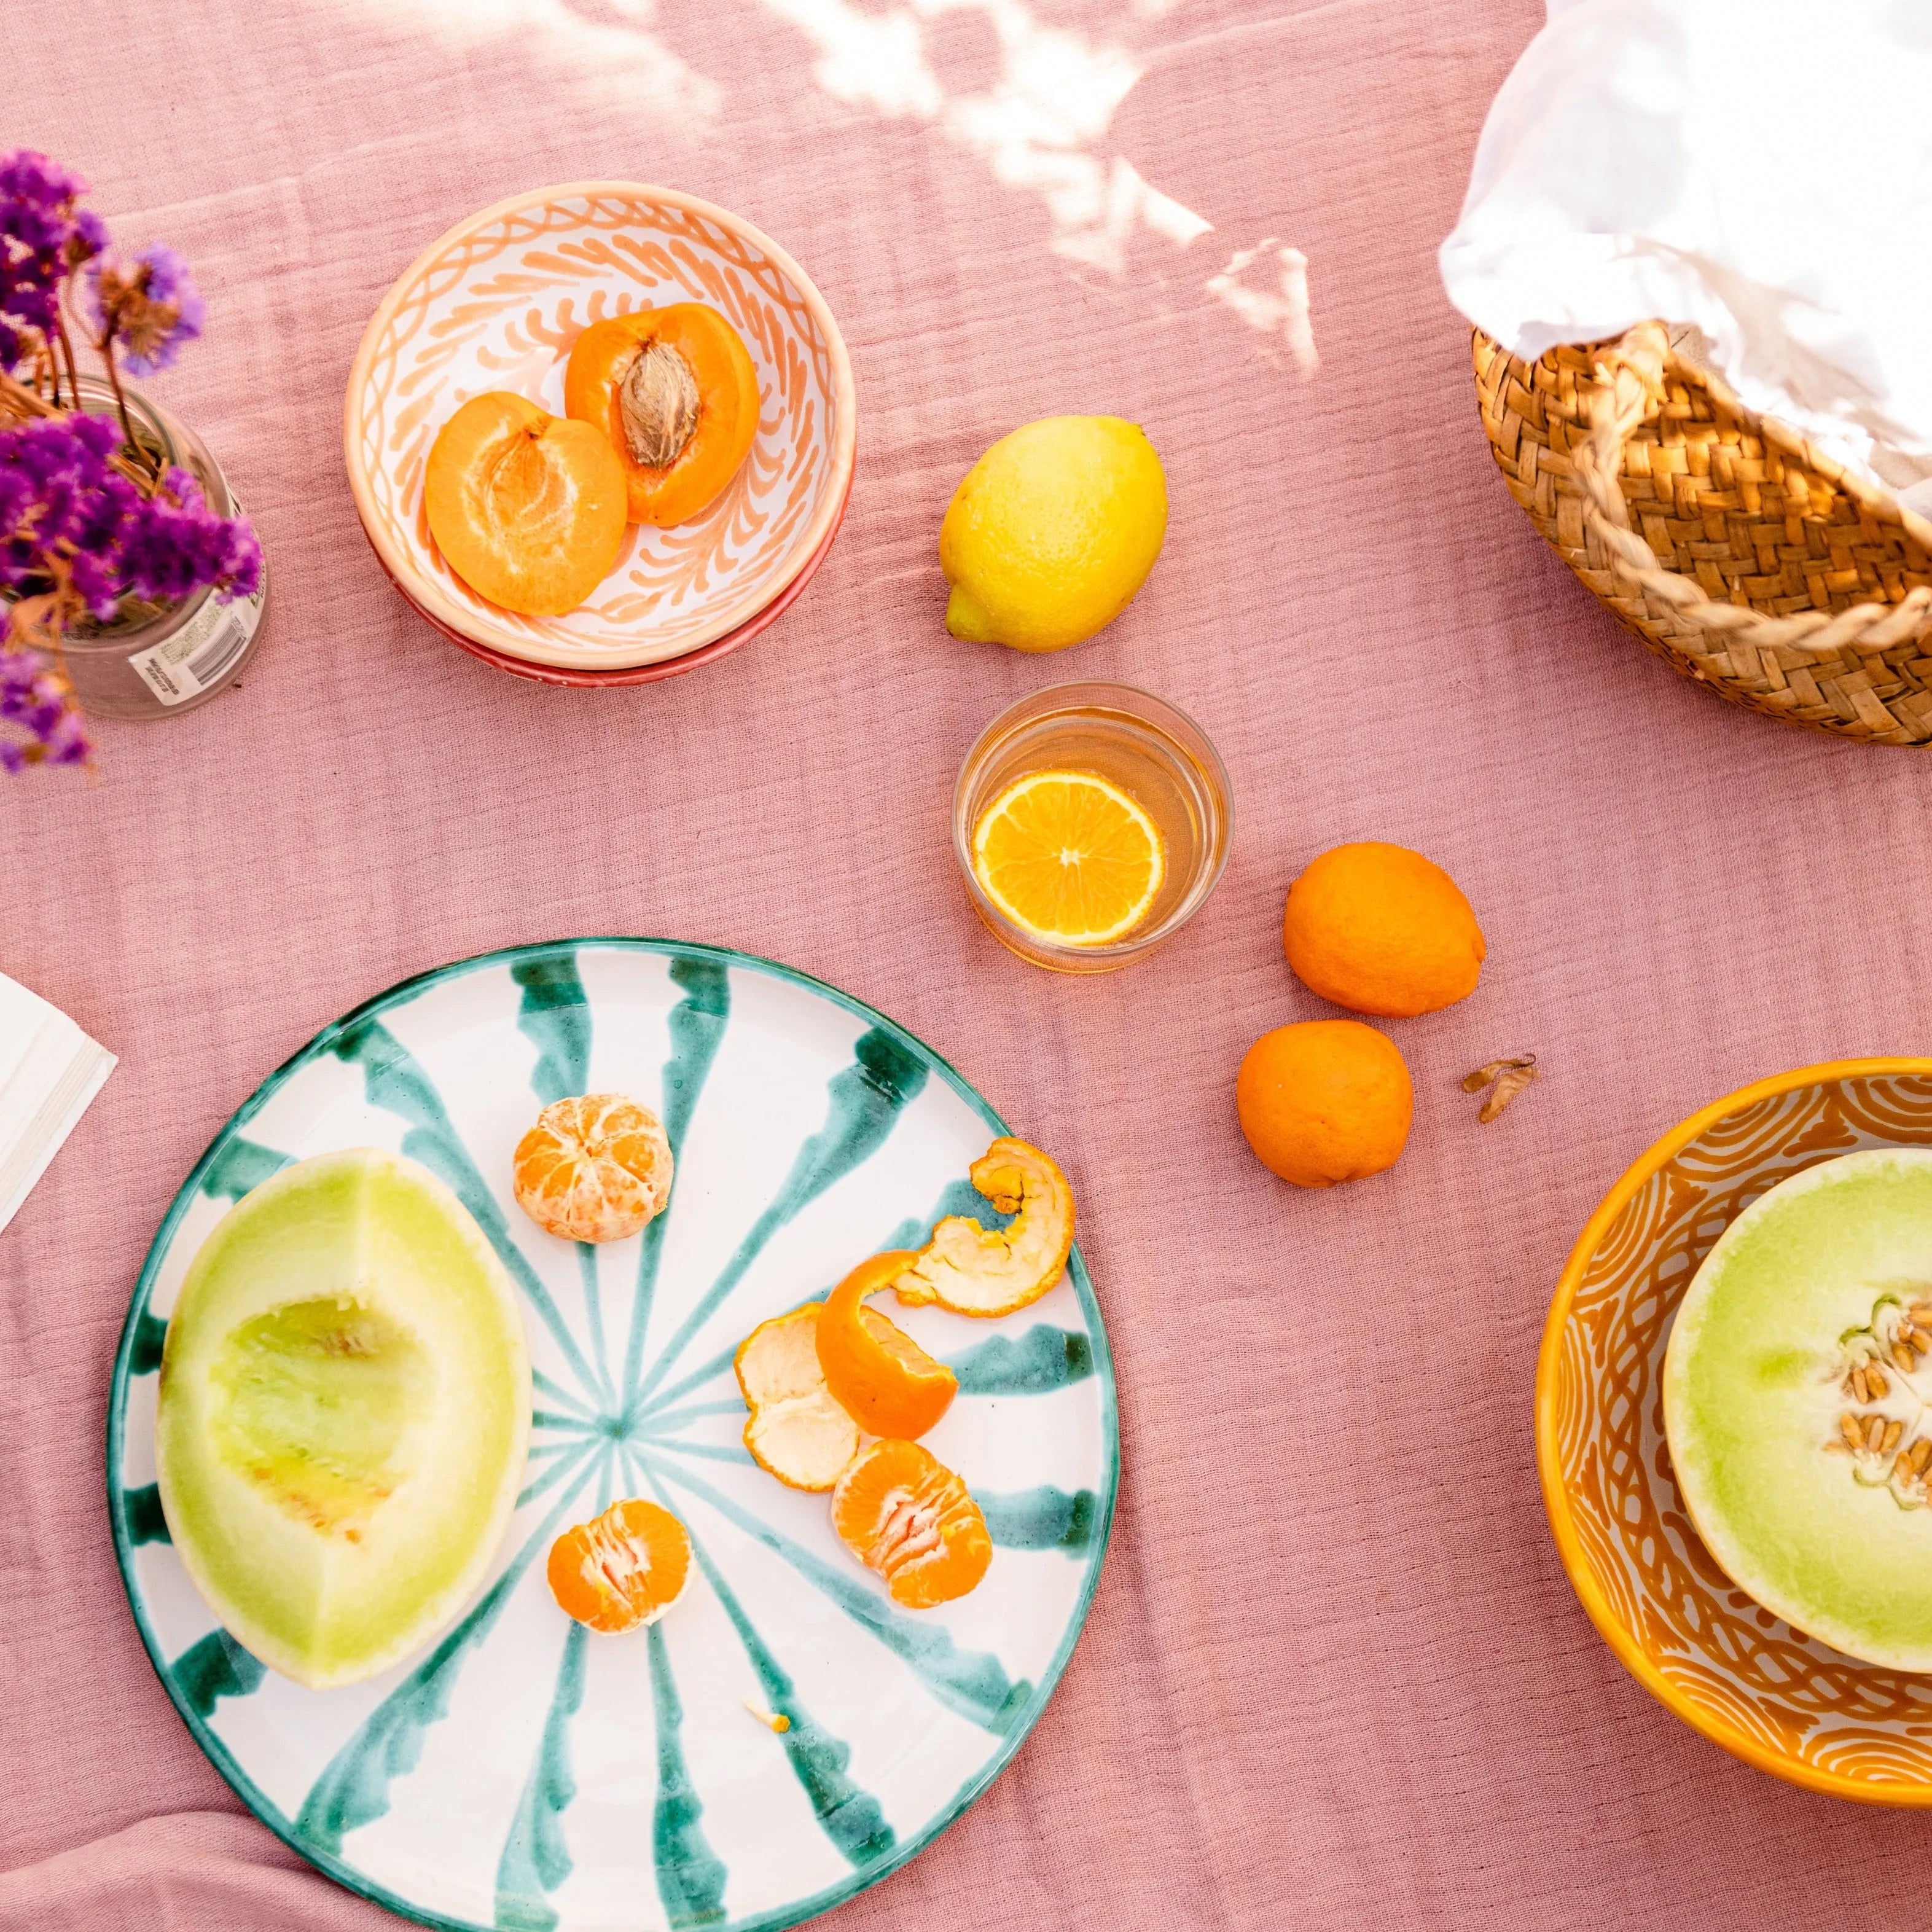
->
[344,184,855,686]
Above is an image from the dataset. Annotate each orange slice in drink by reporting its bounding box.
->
[816,1251,958,1440]
[547,1497,692,1633]
[971,770,1165,946]
[831,1439,991,1609]
[735,1302,861,1491]
[513,1094,673,1243]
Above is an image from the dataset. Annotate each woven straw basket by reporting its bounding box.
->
[1475,321,1932,745]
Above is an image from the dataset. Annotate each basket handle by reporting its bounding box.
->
[1573,322,1932,656]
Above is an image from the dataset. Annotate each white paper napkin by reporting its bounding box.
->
[0,971,115,1234]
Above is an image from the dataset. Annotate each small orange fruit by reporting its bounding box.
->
[1281,842,1485,1017]
[513,1095,673,1243]
[735,1302,861,1491]
[424,392,627,615]
[547,1497,692,1633]
[1236,1019,1412,1188]
[831,1439,992,1609]
[971,770,1164,947]
[816,1251,958,1440]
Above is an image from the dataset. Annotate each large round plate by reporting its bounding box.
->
[109,940,1116,1928]
[344,185,856,673]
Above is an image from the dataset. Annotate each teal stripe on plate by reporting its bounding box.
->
[979,1487,1098,1553]
[632,1028,929,1409]
[493,1621,588,1932]
[173,1627,267,1717]
[947,1325,1094,1395]
[648,1454,1028,1734]
[623,959,732,1410]
[647,1622,728,1928]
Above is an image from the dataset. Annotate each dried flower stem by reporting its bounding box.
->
[0,368,163,493]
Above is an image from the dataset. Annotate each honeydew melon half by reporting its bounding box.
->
[155,1149,531,1689]
[1664,1148,1932,1670]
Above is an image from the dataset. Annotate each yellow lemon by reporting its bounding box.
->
[939,416,1168,652]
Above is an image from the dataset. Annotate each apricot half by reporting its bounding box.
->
[564,305,760,527]
[424,393,627,616]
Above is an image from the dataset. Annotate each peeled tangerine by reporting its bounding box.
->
[736,1303,862,1491]
[816,1250,958,1439]
[891,1138,1074,1318]
[832,1439,992,1609]
[155,1150,530,1689]
[1665,1148,1932,1669]
[548,1498,692,1633]
[513,1095,674,1244]
[564,305,760,527]
[424,392,627,616]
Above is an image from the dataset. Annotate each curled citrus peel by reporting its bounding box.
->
[891,1138,1074,1319]
[816,1250,958,1440]
[547,1497,691,1633]
[513,1094,674,1244]
[735,1303,861,1492]
[831,1438,991,1609]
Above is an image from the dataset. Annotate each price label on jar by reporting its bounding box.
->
[127,574,267,707]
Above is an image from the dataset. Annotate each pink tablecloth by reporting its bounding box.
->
[3,2,1924,1926]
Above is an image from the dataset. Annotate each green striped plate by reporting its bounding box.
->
[108,939,1117,1931]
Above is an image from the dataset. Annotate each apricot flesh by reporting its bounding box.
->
[565,305,760,528]
[424,392,627,616]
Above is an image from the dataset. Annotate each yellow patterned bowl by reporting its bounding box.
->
[344,182,855,673]
[1539,1058,1932,1804]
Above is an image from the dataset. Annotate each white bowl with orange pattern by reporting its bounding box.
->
[344,183,855,674]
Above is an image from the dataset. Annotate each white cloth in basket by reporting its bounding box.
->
[1439,0,1932,510]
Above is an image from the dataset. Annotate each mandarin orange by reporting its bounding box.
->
[1281,842,1485,1018]
[831,1439,991,1609]
[1236,1019,1413,1188]
[547,1497,691,1633]
[513,1095,673,1243]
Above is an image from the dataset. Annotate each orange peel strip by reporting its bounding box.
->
[816,1250,957,1441]
[735,1304,862,1492]
[891,1138,1074,1318]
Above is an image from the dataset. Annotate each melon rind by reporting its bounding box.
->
[155,1148,531,1689]
[1664,1147,1932,1670]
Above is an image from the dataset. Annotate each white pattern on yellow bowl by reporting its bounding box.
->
[344,184,854,671]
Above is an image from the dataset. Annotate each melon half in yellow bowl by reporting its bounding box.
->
[1539,1059,1932,1804]
[343,182,855,673]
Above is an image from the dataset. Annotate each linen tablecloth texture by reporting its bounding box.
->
[3,2,1924,1928]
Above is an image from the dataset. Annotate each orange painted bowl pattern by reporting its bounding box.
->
[1539,1059,1932,1803]
[344,183,855,673]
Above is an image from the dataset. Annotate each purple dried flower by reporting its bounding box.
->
[86,243,204,375]
[0,149,99,372]
[2,412,259,772]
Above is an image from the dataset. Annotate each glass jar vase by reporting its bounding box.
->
[56,374,268,720]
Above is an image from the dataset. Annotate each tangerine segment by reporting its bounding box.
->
[735,1302,861,1491]
[816,1251,957,1440]
[424,392,627,615]
[513,1095,673,1244]
[564,305,761,528]
[893,1138,1074,1318]
[971,770,1165,947]
[831,1439,992,1609]
[547,1497,692,1633]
